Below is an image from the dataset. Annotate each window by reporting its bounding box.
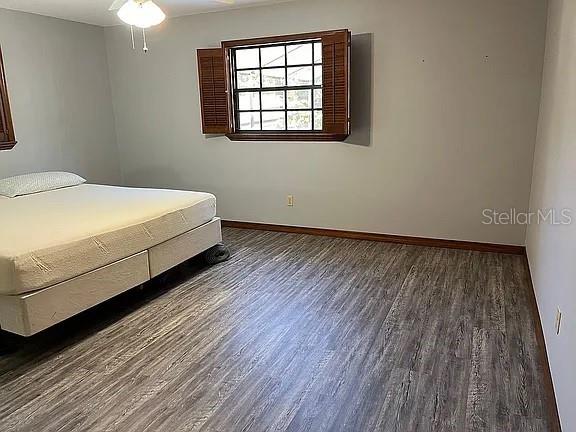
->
[0,45,16,151]
[197,30,350,141]
[233,41,323,133]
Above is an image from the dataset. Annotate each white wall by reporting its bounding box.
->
[0,8,120,183]
[105,0,547,245]
[526,0,576,429]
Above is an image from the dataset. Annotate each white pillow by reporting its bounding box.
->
[0,172,86,198]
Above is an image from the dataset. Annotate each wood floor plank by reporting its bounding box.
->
[0,228,555,432]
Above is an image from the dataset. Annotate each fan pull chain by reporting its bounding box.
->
[130,25,135,50]
[142,28,149,53]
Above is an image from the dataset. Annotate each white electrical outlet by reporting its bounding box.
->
[287,195,294,207]
[555,308,562,335]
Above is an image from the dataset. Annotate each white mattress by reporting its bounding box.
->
[0,184,216,295]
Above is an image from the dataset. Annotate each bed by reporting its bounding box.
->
[0,180,227,337]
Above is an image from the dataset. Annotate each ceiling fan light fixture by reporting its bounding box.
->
[117,0,166,29]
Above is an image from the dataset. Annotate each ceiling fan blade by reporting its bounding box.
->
[214,0,236,4]
[109,0,127,11]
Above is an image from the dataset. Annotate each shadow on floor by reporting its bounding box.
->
[0,256,210,367]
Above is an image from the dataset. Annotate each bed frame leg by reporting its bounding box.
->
[204,243,231,265]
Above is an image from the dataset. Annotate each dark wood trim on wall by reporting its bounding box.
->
[221,29,350,49]
[522,254,563,432]
[225,132,349,142]
[222,220,525,255]
[0,44,16,151]
[0,140,17,151]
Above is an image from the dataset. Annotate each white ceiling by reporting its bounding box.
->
[0,0,294,27]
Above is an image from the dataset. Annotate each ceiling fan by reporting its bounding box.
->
[109,0,235,52]
[109,0,165,29]
[108,0,237,27]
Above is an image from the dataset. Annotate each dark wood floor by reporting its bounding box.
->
[0,228,553,431]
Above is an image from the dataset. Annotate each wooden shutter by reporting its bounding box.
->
[322,30,350,137]
[197,48,230,134]
[0,45,16,151]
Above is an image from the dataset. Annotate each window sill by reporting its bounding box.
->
[0,140,17,151]
[226,133,348,142]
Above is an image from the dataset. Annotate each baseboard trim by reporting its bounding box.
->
[522,254,563,432]
[221,220,525,255]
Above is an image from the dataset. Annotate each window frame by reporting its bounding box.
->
[231,40,323,135]
[222,30,349,142]
[0,45,16,151]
